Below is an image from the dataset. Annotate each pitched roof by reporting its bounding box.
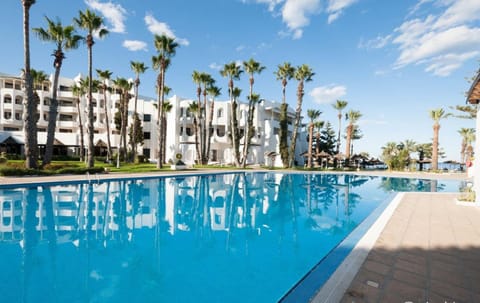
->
[466,69,480,104]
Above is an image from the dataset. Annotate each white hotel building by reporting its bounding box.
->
[0,72,307,167]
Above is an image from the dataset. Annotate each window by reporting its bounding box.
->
[4,127,19,131]
[4,81,13,89]
[143,132,151,140]
[4,95,12,104]
[38,128,46,132]
[14,113,21,120]
[216,126,225,137]
[15,96,22,105]
[59,114,74,121]
[59,85,71,92]
[217,108,223,118]
[143,114,151,122]
[44,97,51,106]
[59,129,72,133]
[186,127,193,136]
[143,148,150,158]
[3,111,12,119]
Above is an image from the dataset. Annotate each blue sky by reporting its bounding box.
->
[1,0,480,161]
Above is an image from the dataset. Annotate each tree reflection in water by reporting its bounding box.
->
[0,172,458,303]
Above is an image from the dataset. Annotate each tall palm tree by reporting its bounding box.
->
[220,62,243,167]
[345,110,362,160]
[306,109,321,168]
[130,61,148,162]
[274,62,296,168]
[332,100,348,155]
[458,128,475,164]
[21,0,38,169]
[152,34,179,168]
[242,58,265,168]
[72,83,86,161]
[33,16,82,166]
[74,9,109,168]
[289,64,314,168]
[429,108,450,170]
[96,69,113,161]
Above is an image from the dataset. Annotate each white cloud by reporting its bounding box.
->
[144,13,190,46]
[326,0,358,24]
[385,0,480,76]
[122,40,148,52]
[281,0,321,39]
[209,63,223,70]
[244,0,284,12]
[358,35,392,49]
[236,45,246,52]
[85,0,127,33]
[309,84,347,104]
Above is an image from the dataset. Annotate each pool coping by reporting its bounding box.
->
[309,192,404,302]
[278,189,403,303]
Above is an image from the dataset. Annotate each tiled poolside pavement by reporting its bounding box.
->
[340,193,480,303]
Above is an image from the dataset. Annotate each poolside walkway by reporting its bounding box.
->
[339,192,480,303]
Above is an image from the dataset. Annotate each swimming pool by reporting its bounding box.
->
[0,172,463,302]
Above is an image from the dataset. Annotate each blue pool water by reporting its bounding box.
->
[0,173,463,303]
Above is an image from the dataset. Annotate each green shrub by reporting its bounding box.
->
[0,157,7,164]
[0,168,52,176]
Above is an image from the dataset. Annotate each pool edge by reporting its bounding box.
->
[309,192,404,303]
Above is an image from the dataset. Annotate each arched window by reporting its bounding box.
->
[3,95,12,104]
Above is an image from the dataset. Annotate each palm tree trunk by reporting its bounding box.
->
[76,98,85,161]
[289,81,304,168]
[231,100,240,167]
[432,124,440,170]
[206,99,215,163]
[156,74,162,169]
[307,123,314,168]
[87,43,94,168]
[193,117,201,163]
[132,83,139,162]
[122,94,128,161]
[201,93,207,165]
[43,63,62,166]
[345,124,353,160]
[103,89,112,162]
[336,113,342,154]
[22,1,38,169]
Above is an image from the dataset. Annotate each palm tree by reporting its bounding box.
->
[33,16,82,166]
[242,58,265,168]
[306,109,321,168]
[206,85,221,164]
[458,128,475,164]
[96,69,113,161]
[188,101,201,162]
[332,100,348,155]
[152,34,179,168]
[130,61,148,162]
[429,108,450,170]
[289,64,314,168]
[274,62,296,168]
[74,9,109,168]
[220,62,243,167]
[72,83,86,161]
[345,110,362,161]
[21,0,38,169]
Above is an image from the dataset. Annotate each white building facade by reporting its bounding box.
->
[0,72,307,167]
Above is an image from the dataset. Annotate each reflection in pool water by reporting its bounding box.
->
[0,173,462,303]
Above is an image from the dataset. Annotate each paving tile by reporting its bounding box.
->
[392,269,427,289]
[362,260,390,276]
[430,279,473,302]
[383,279,426,302]
[394,259,427,276]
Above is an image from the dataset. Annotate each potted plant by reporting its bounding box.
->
[172,153,186,170]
